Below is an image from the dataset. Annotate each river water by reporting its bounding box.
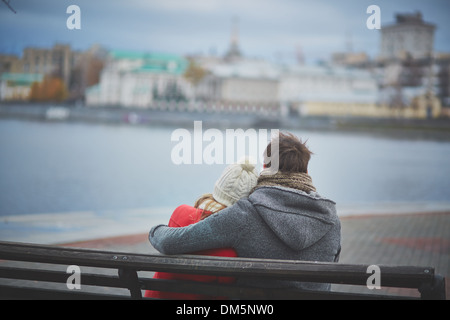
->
[1,118,450,217]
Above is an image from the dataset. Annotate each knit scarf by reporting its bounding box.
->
[252,171,317,194]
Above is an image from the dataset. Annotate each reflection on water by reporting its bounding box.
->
[1,119,449,216]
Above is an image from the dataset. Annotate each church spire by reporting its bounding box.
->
[225,16,242,61]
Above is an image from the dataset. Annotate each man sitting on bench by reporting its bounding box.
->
[149,132,341,291]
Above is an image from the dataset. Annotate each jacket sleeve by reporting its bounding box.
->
[149,203,246,255]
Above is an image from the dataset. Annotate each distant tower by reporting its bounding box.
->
[224,17,242,62]
[346,31,353,53]
[380,12,435,61]
[296,44,304,65]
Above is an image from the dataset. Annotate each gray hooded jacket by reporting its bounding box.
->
[149,186,341,291]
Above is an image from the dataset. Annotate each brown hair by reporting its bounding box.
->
[264,132,313,173]
[194,194,227,221]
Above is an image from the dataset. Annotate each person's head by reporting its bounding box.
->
[195,158,258,219]
[264,132,313,174]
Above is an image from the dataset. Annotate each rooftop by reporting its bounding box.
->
[109,50,188,75]
[1,73,43,85]
[384,11,436,30]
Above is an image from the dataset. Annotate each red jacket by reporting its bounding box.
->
[144,204,237,299]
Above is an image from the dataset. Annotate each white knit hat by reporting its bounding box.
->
[212,157,258,207]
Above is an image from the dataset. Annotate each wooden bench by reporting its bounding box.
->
[0,241,446,300]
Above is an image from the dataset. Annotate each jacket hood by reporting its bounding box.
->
[248,186,337,251]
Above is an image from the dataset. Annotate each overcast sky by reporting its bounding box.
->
[1,0,449,64]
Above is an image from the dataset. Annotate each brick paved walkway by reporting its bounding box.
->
[333,212,449,298]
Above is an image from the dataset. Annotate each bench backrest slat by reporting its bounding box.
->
[0,284,126,300]
[0,241,435,287]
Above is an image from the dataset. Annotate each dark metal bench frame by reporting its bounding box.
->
[0,241,446,300]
